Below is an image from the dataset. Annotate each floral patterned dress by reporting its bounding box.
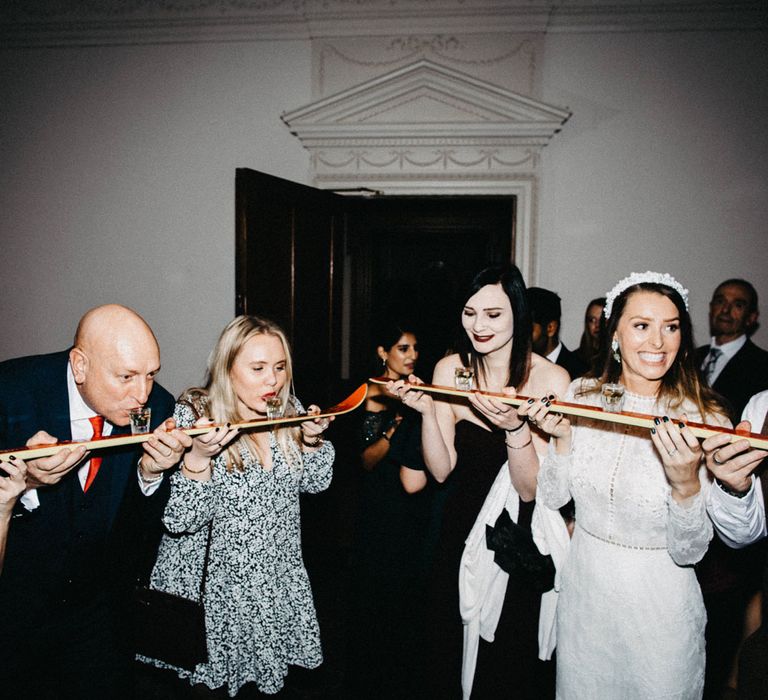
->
[138,398,334,696]
[538,379,718,699]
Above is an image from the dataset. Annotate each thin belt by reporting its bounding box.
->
[579,522,667,551]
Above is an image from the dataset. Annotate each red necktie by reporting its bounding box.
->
[84,415,104,492]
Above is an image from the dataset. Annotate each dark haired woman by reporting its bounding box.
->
[349,323,433,697]
[393,264,570,698]
[575,296,606,371]
[524,272,728,698]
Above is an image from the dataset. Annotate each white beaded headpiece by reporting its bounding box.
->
[604,271,689,320]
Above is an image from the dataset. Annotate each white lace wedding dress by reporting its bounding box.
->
[538,379,715,700]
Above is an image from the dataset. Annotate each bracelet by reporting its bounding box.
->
[505,436,533,450]
[301,434,323,448]
[181,460,211,474]
[138,468,163,485]
[138,458,163,480]
[381,432,391,442]
[715,478,750,499]
[505,419,527,435]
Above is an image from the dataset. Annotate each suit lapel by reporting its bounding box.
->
[37,355,74,511]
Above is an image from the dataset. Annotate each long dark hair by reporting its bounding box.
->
[577,297,606,367]
[455,263,532,390]
[584,283,722,418]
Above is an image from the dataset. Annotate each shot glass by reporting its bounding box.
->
[265,397,284,420]
[129,407,152,434]
[454,367,474,392]
[600,383,625,413]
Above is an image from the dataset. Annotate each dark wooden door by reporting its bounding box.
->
[236,171,515,397]
[235,168,345,406]
[346,196,515,379]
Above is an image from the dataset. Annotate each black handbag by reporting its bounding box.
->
[485,508,556,593]
[133,522,213,671]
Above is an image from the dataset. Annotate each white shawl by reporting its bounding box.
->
[459,461,570,699]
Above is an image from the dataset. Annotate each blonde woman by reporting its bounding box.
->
[139,316,334,697]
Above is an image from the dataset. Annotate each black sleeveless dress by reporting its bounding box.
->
[420,420,555,699]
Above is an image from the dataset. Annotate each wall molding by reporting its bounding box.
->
[2,1,765,47]
[283,59,569,280]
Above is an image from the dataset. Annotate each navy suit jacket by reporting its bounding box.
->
[696,339,768,423]
[0,350,175,625]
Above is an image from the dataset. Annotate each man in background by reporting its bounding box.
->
[527,286,588,379]
[697,278,768,422]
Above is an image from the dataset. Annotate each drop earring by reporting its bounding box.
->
[611,338,621,364]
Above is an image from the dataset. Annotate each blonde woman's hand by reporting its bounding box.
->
[189,417,240,461]
[300,405,333,447]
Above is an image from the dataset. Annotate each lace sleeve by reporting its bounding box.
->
[537,444,573,510]
[666,485,713,566]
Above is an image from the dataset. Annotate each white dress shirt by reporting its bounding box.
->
[707,390,768,548]
[545,342,563,365]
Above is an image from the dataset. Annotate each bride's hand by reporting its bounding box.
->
[650,415,702,500]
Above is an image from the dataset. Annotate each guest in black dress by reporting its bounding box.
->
[391,264,570,698]
[348,323,434,698]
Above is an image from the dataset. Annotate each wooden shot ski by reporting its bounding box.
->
[369,377,768,450]
[0,384,368,463]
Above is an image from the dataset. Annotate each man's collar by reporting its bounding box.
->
[710,334,748,358]
[546,342,563,364]
[67,361,97,422]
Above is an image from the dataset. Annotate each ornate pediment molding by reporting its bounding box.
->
[282,58,570,280]
[2,1,765,47]
[282,59,570,181]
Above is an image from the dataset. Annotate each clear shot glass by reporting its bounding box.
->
[600,383,625,413]
[129,407,152,434]
[265,397,284,420]
[454,367,474,392]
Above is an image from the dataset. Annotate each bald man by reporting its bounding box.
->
[0,305,192,698]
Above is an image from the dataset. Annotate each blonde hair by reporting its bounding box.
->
[186,315,303,471]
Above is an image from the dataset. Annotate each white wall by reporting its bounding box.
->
[0,41,312,395]
[1,28,766,396]
[539,31,768,351]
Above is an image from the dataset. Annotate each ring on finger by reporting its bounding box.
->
[668,448,678,456]
[712,450,725,466]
